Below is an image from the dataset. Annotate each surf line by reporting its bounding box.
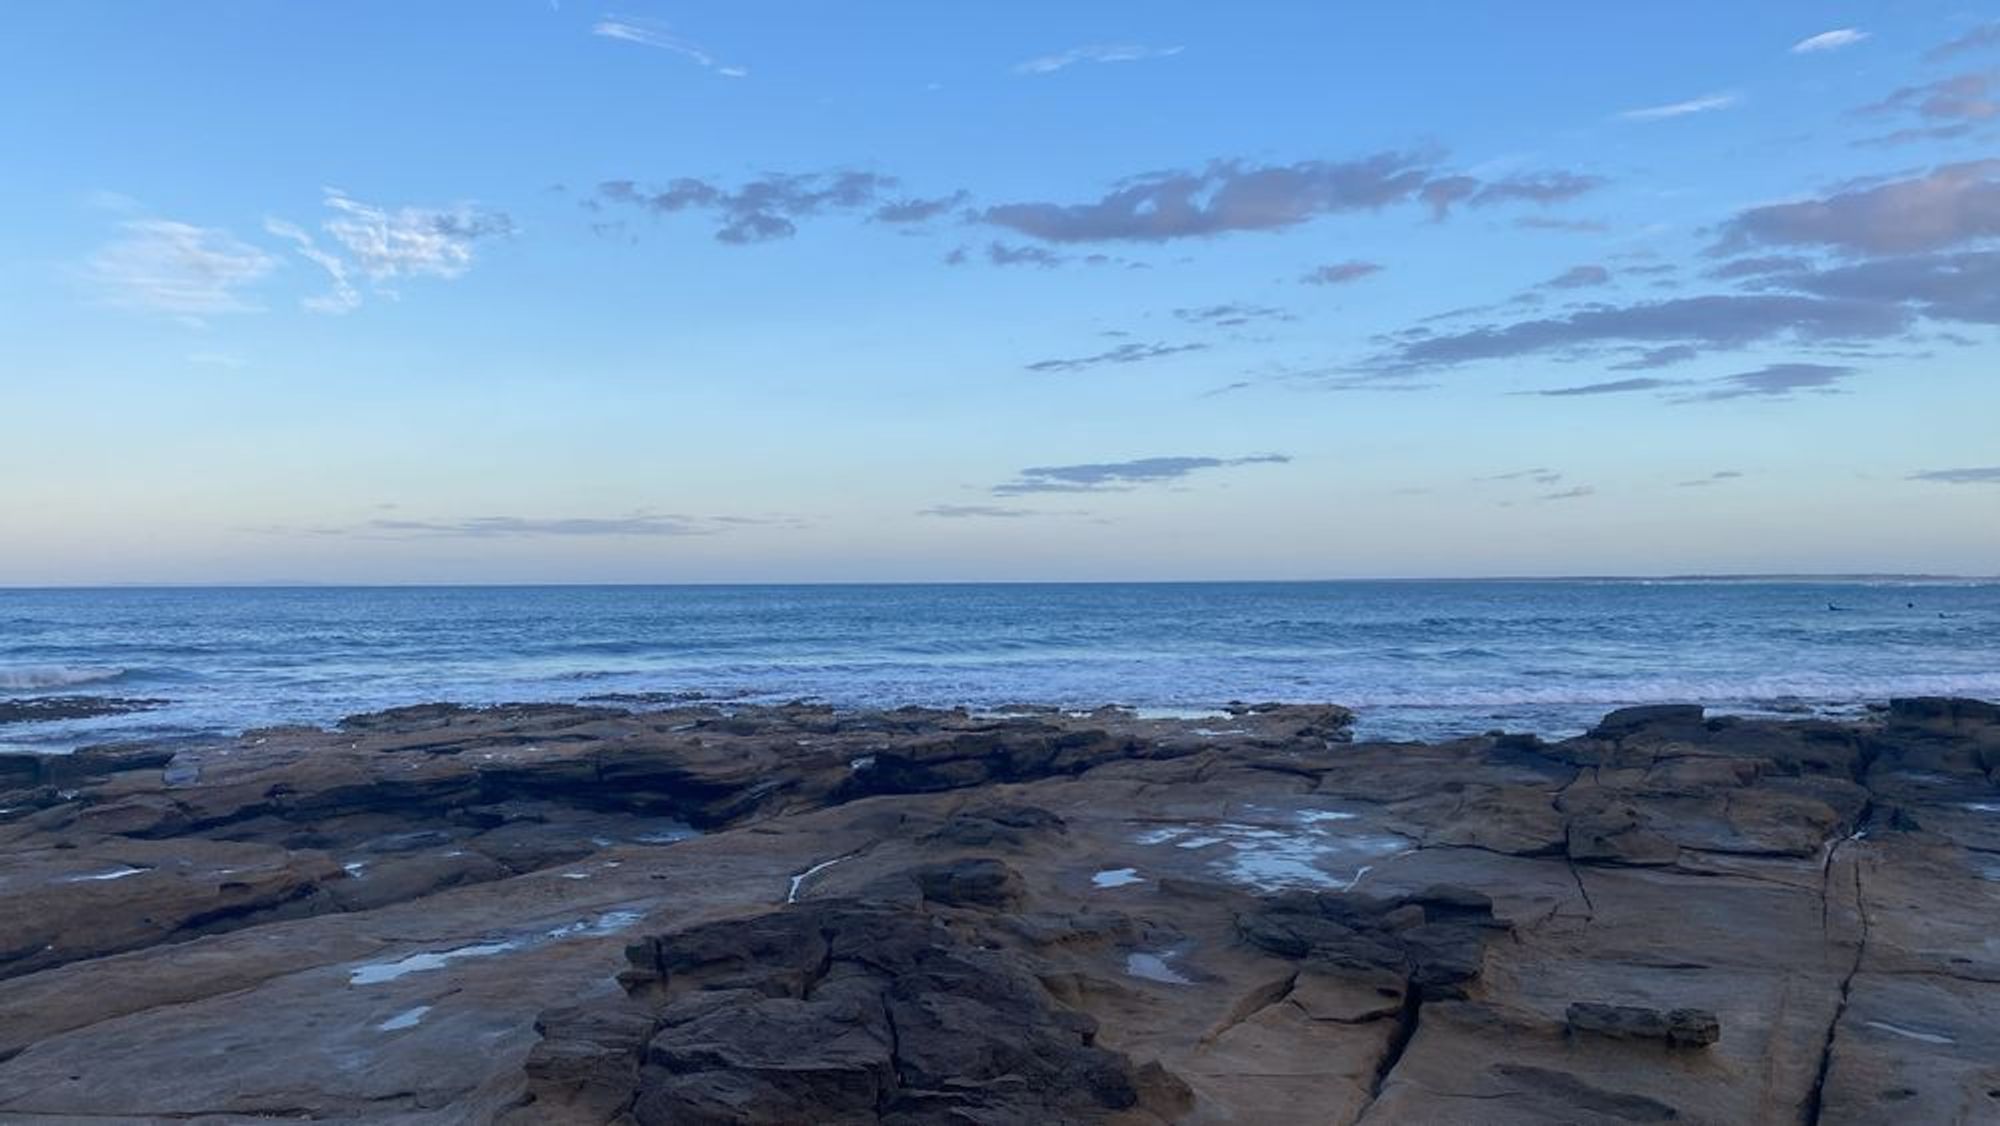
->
[786,850,863,903]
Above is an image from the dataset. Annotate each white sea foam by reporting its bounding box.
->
[0,665,125,691]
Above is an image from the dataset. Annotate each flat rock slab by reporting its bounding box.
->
[0,699,1995,1123]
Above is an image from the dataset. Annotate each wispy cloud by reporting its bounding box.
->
[1674,362,1856,402]
[917,504,1036,518]
[1711,160,2000,256]
[1530,376,1679,397]
[597,171,901,243]
[1540,264,1612,289]
[1909,465,2000,484]
[1515,216,1610,233]
[299,510,794,538]
[1302,260,1384,285]
[1926,22,2000,63]
[85,219,278,317]
[1023,341,1208,373]
[986,242,1066,267]
[1792,28,1869,54]
[871,191,970,223]
[263,217,359,313]
[1540,485,1596,501]
[1620,92,1738,121]
[1173,303,1292,327]
[1013,43,1183,75]
[320,189,513,283]
[1481,468,1564,485]
[993,454,1288,495]
[592,15,746,76]
[1678,470,1744,487]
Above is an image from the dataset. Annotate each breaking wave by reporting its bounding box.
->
[0,665,128,692]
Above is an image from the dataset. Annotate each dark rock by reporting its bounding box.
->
[551,901,1174,1126]
[1589,704,1705,738]
[1566,1001,1721,1047]
[0,696,169,726]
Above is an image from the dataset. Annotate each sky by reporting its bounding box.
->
[2,2,1997,584]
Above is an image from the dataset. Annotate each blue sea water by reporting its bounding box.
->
[1,581,1996,752]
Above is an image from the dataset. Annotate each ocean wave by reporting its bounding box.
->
[0,665,128,692]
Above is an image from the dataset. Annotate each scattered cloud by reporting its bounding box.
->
[1710,160,2000,256]
[308,510,792,538]
[1620,92,1738,121]
[1515,216,1610,233]
[1678,470,1744,487]
[1024,341,1208,372]
[1481,468,1564,485]
[987,242,1066,267]
[1792,28,1869,54]
[1610,344,1700,370]
[85,219,277,316]
[1302,260,1384,285]
[872,191,970,223]
[1013,43,1183,75]
[319,189,512,284]
[1173,303,1292,326]
[1909,465,2000,483]
[1540,485,1595,501]
[1857,70,1999,126]
[592,15,746,76]
[993,454,1289,495]
[1753,249,2000,325]
[1374,294,1909,373]
[917,504,1037,518]
[1464,171,1606,208]
[263,217,360,313]
[1530,376,1679,396]
[1675,362,1856,402]
[1926,22,2000,63]
[1541,264,1612,289]
[1706,254,1816,280]
[597,171,900,243]
[980,155,1600,244]
[983,153,1433,242]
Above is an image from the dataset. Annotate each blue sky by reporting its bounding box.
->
[3,2,1997,583]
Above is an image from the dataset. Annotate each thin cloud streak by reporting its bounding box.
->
[1013,44,1183,75]
[592,16,747,76]
[1792,29,1869,54]
[1620,92,1738,121]
[85,219,277,316]
[993,454,1289,495]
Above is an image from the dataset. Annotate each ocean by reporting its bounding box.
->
[2,580,1996,752]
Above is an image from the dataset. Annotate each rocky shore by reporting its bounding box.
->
[1,696,1997,1123]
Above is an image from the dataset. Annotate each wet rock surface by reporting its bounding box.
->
[0,696,1995,1123]
[0,694,168,725]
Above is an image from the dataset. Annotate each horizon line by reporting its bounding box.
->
[3,572,1997,592]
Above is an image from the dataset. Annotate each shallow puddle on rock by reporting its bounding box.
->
[1125,951,1193,985]
[546,910,644,939]
[1134,809,1409,892]
[1092,867,1144,888]
[349,941,519,985]
[376,1005,431,1031]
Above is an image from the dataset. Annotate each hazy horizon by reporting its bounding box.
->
[6,4,1998,584]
